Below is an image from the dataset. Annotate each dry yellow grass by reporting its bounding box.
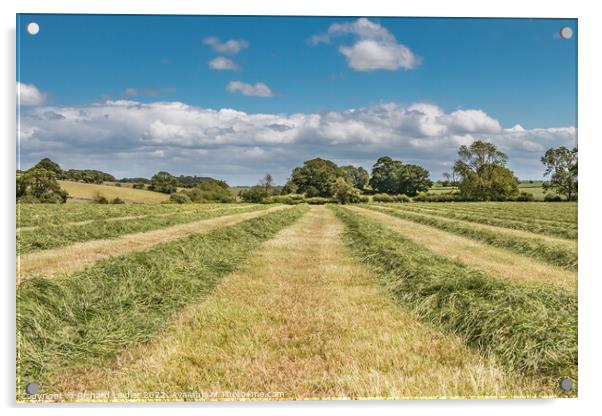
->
[50,206,555,400]
[59,181,169,204]
[352,206,576,291]
[18,205,288,281]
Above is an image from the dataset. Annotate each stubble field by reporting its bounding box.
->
[16,201,578,401]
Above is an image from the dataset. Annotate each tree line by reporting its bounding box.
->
[16,140,577,204]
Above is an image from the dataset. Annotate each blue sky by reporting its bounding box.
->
[17,14,577,184]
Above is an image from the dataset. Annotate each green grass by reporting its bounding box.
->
[365,205,577,271]
[412,201,577,224]
[17,205,267,254]
[17,203,256,228]
[17,205,308,392]
[429,183,547,200]
[404,202,577,225]
[380,204,577,240]
[332,206,577,381]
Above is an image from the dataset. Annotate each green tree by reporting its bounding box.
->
[33,158,62,175]
[453,140,518,200]
[288,158,343,197]
[541,146,578,201]
[369,156,432,196]
[181,180,234,203]
[334,177,361,204]
[16,168,68,203]
[340,165,369,190]
[240,186,269,203]
[149,171,178,194]
[457,164,519,201]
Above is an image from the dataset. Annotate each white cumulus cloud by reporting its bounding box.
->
[203,36,249,55]
[311,18,420,71]
[18,99,576,182]
[209,56,239,71]
[18,82,47,106]
[226,81,274,97]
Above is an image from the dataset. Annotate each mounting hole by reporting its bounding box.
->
[26,22,40,36]
[559,26,573,40]
[25,382,40,395]
[559,377,573,392]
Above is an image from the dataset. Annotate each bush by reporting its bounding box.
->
[181,180,234,203]
[267,194,305,205]
[240,186,269,203]
[16,167,69,204]
[373,193,410,203]
[132,183,145,190]
[169,193,192,204]
[305,197,336,205]
[510,192,535,202]
[110,197,125,204]
[93,193,109,204]
[413,192,460,202]
[544,193,563,202]
[373,194,395,203]
[358,195,370,203]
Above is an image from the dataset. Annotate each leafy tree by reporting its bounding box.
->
[149,171,178,194]
[340,165,369,190]
[16,168,68,203]
[541,146,578,201]
[453,140,518,200]
[176,175,228,188]
[369,156,432,196]
[453,140,507,179]
[457,164,519,201]
[33,158,62,175]
[181,179,234,203]
[334,177,361,204]
[62,169,116,184]
[240,186,269,203]
[288,158,343,197]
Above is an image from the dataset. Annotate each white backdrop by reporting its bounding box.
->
[2,1,600,415]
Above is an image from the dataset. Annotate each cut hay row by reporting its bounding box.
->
[349,207,576,292]
[17,202,256,228]
[384,204,577,232]
[375,205,576,247]
[17,204,258,232]
[365,205,577,271]
[18,205,292,281]
[17,204,268,254]
[17,205,309,392]
[379,204,576,240]
[413,202,577,224]
[333,206,577,381]
[45,206,555,400]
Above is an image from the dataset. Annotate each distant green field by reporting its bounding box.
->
[429,182,547,200]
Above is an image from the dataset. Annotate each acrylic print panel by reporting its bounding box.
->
[16,14,577,402]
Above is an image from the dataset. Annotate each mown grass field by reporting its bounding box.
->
[16,200,577,401]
